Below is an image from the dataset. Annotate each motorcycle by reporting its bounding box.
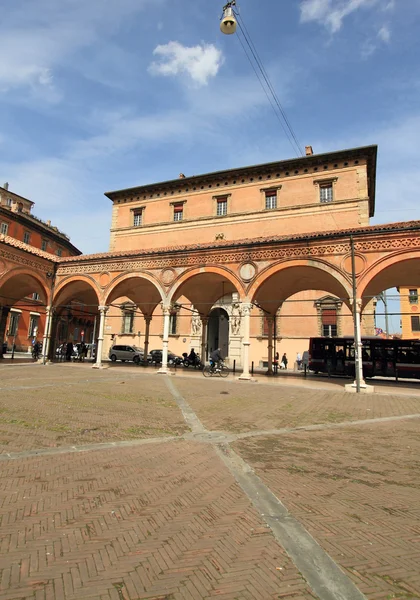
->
[182,353,203,369]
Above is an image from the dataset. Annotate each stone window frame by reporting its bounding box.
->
[121,303,136,335]
[313,177,338,204]
[130,206,145,227]
[170,200,186,223]
[28,313,40,338]
[408,289,418,305]
[411,315,420,332]
[23,231,31,244]
[314,295,343,337]
[0,221,9,235]
[212,194,231,217]
[41,239,48,251]
[260,185,281,211]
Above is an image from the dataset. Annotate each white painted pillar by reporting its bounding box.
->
[93,306,108,369]
[353,298,366,387]
[143,316,152,362]
[239,303,252,380]
[158,305,171,374]
[201,317,208,364]
[42,306,53,364]
[267,316,274,375]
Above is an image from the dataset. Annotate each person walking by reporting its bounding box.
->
[281,353,288,370]
[273,351,279,374]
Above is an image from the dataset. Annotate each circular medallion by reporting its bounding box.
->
[99,272,111,288]
[412,306,418,312]
[341,253,366,276]
[161,268,176,286]
[239,262,257,282]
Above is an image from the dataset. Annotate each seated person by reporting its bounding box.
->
[210,348,223,370]
[188,348,197,365]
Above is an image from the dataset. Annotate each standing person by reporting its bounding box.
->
[281,352,288,370]
[66,341,73,362]
[210,347,223,371]
[273,351,279,374]
[296,352,302,370]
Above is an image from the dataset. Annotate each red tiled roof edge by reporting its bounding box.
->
[58,220,420,264]
[0,234,59,262]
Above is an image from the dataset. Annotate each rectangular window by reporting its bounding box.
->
[0,222,9,235]
[41,240,47,251]
[322,309,337,337]
[23,232,31,244]
[32,292,40,301]
[217,198,228,216]
[320,183,333,203]
[169,310,178,335]
[8,313,19,336]
[122,310,134,334]
[6,198,12,207]
[57,248,62,257]
[28,316,39,337]
[409,289,418,304]
[411,316,420,332]
[265,191,277,210]
[173,204,183,222]
[133,211,143,227]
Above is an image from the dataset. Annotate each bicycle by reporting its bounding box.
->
[202,361,229,378]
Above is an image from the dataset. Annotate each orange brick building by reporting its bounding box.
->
[99,145,377,367]
[0,184,81,353]
[399,286,420,339]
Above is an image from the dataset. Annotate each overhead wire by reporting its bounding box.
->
[230,5,304,157]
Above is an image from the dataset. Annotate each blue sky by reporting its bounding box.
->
[1,0,419,276]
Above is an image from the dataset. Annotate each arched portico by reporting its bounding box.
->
[250,260,353,314]
[359,252,420,310]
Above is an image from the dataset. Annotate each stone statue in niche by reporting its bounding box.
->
[230,303,242,335]
[191,312,202,336]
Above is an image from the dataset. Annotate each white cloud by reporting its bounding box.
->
[300,0,379,33]
[0,0,161,97]
[149,41,224,86]
[378,25,391,43]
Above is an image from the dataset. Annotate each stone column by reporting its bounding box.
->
[266,316,274,375]
[42,306,53,364]
[143,316,152,362]
[93,306,108,369]
[200,317,209,364]
[0,306,10,358]
[239,303,252,380]
[158,305,171,374]
[354,298,366,387]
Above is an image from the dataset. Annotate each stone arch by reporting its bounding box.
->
[0,267,50,306]
[54,275,101,310]
[104,272,165,317]
[249,259,353,314]
[168,266,245,317]
[359,250,420,310]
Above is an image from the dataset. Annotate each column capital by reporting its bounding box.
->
[144,315,152,323]
[240,302,253,316]
[162,304,172,316]
[98,305,109,314]
[200,316,209,325]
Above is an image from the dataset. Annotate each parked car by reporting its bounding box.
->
[108,345,151,364]
[149,349,183,365]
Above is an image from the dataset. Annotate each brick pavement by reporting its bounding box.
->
[0,363,419,599]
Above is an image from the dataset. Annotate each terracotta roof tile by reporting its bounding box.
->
[58,220,420,264]
[0,234,59,262]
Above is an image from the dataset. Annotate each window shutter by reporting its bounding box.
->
[322,309,337,325]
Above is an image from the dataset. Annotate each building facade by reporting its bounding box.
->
[399,286,420,339]
[102,145,377,367]
[0,184,81,354]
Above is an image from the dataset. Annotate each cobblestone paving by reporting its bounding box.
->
[175,377,420,432]
[233,420,420,600]
[0,364,419,599]
[0,369,187,453]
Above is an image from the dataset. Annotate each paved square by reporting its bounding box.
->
[0,363,419,599]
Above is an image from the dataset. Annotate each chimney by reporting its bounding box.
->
[46,220,51,226]
[179,173,186,179]
[305,146,313,156]
[3,182,9,190]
